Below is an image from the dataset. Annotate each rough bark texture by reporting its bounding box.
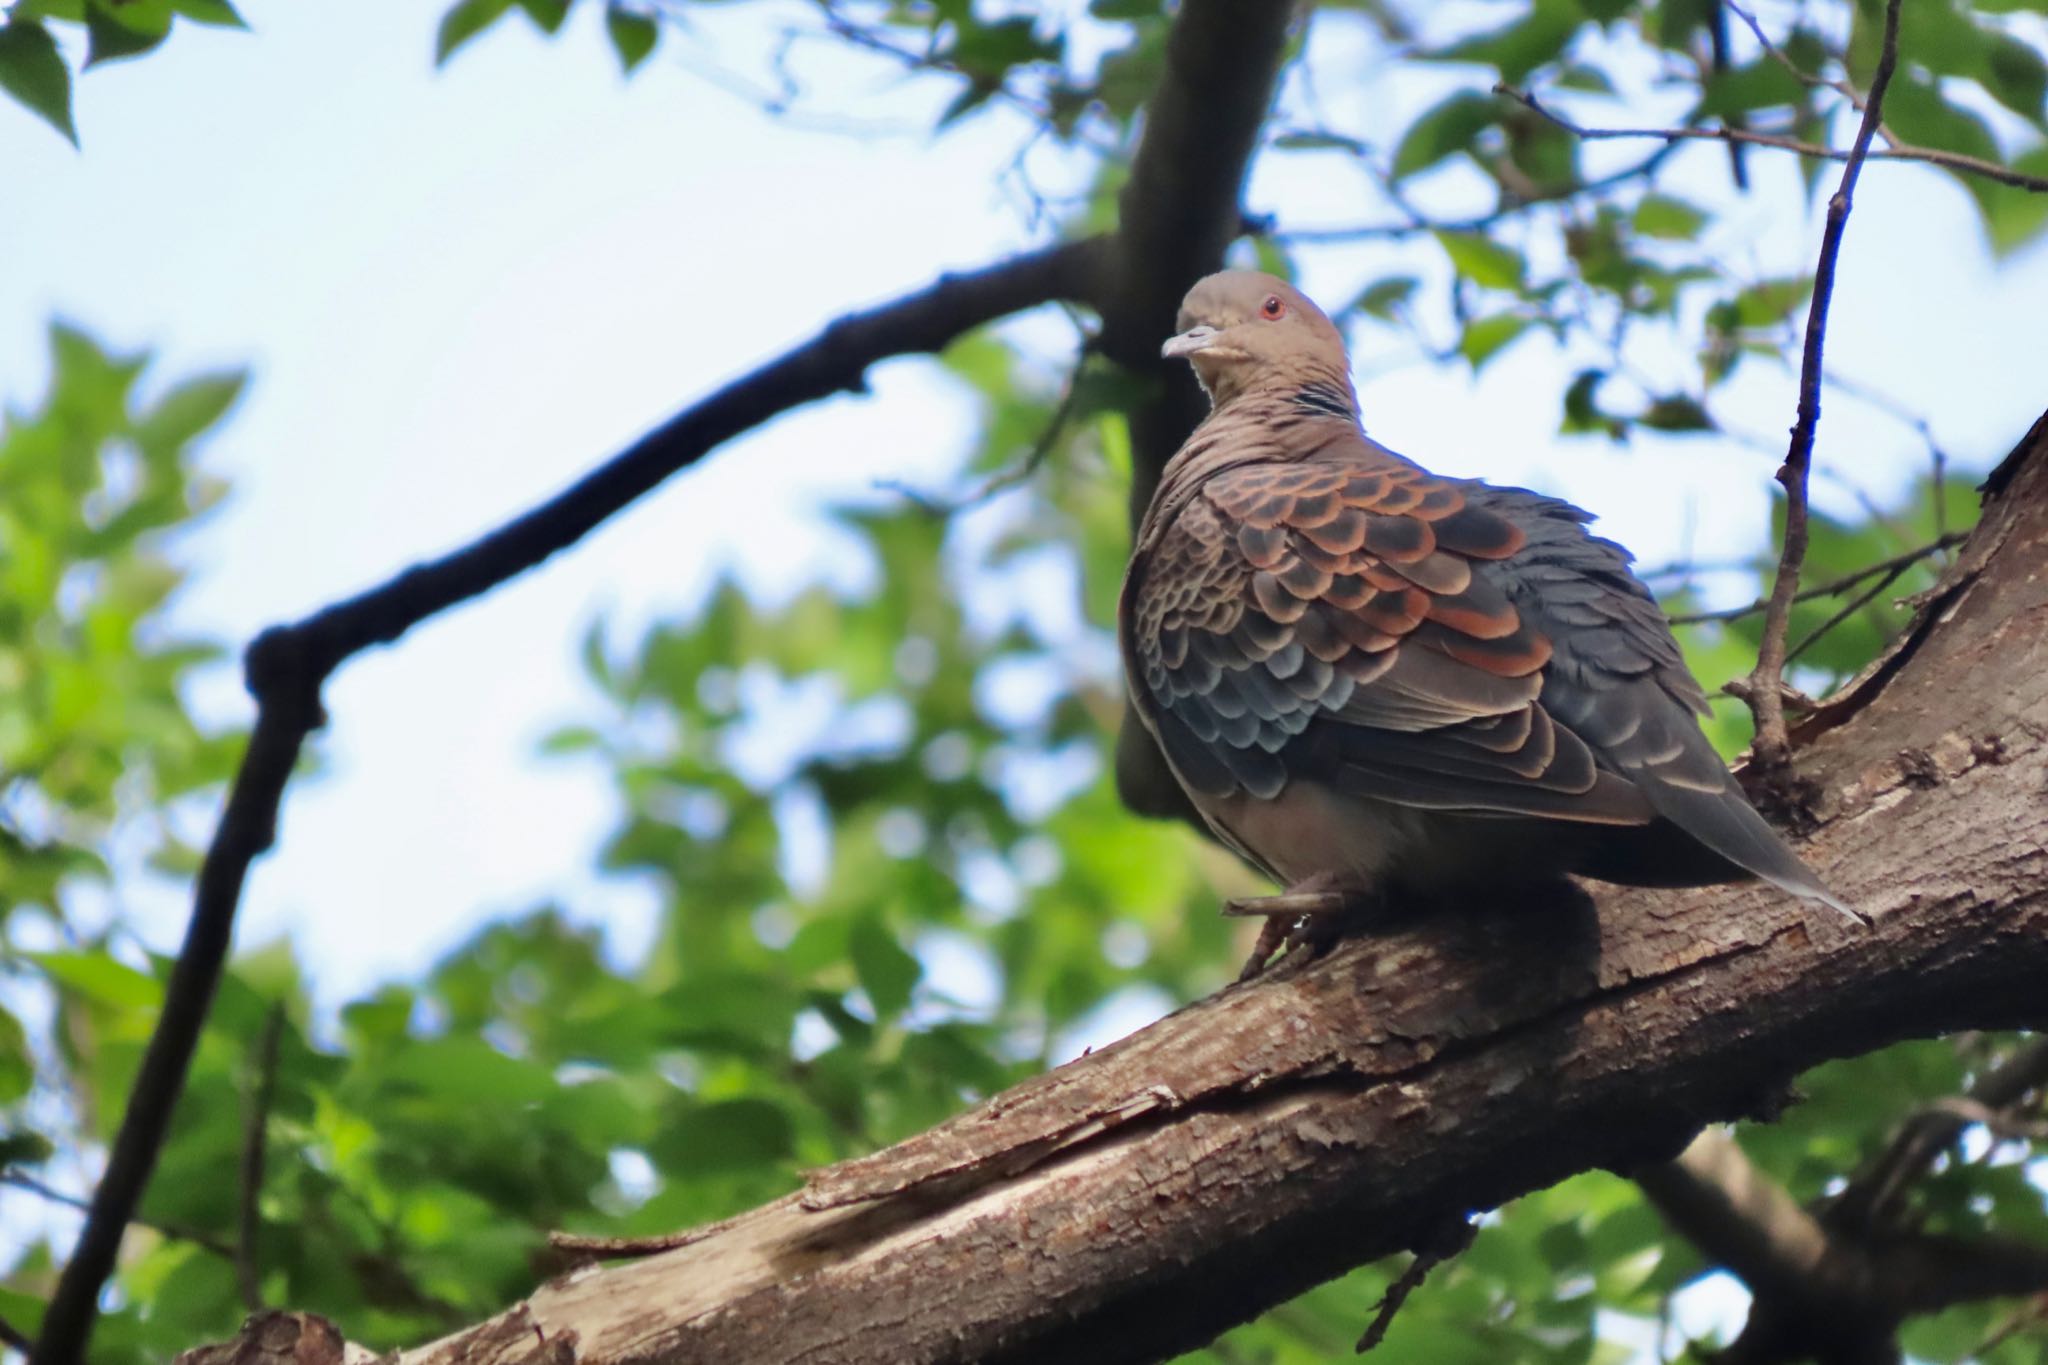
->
[180,415,2048,1365]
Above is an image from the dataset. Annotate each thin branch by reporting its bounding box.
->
[883,338,1099,513]
[1638,1130,1834,1301]
[0,1171,235,1259]
[1096,0,1297,826]
[1355,1219,1475,1353]
[1493,82,2048,195]
[1837,1037,2048,1229]
[1923,1095,2048,1143]
[1641,1126,2048,1362]
[1742,0,1901,766]
[28,235,1104,1365]
[1268,143,1679,244]
[1722,0,1896,143]
[1666,535,1963,626]
[1783,562,1908,665]
[235,1002,285,1313]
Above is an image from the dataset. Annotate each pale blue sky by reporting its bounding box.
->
[7,1,2048,1001]
[5,0,2046,1000]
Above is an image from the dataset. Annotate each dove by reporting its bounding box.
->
[1121,270,1856,973]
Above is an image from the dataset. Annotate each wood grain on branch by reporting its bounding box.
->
[33,237,1106,1365]
[183,412,2048,1365]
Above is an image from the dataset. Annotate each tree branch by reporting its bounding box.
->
[235,1003,285,1314]
[1493,80,2048,194]
[176,407,2048,1364]
[1744,0,1902,769]
[1102,0,1300,822]
[1835,1036,2048,1229]
[30,235,1105,1365]
[1666,535,1963,626]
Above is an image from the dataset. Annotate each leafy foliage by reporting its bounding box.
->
[5,2,2048,1363]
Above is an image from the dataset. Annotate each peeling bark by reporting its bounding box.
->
[178,417,2048,1364]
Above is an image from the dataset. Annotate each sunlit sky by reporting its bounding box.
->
[6,2,2048,1349]
[8,0,2045,1004]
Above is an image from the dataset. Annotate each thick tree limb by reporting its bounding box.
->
[1641,1127,2048,1363]
[1835,1035,2048,1229]
[31,237,1104,1365]
[1103,0,1299,821]
[183,412,2048,1364]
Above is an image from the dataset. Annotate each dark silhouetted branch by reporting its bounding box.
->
[1494,79,2048,194]
[235,1003,285,1313]
[30,234,1105,1365]
[168,404,2048,1365]
[1667,535,1963,626]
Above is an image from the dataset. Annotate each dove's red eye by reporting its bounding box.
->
[1260,296,1286,320]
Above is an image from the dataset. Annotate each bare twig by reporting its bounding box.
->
[1667,535,1963,626]
[1783,562,1908,664]
[1923,1096,2048,1143]
[1270,144,1680,244]
[1722,0,1896,142]
[1741,0,1902,766]
[235,1002,286,1313]
[0,1171,235,1259]
[1821,368,1958,550]
[1355,1219,1476,1353]
[1494,82,2048,195]
[28,236,1104,1365]
[883,339,1099,513]
[1837,1036,2048,1229]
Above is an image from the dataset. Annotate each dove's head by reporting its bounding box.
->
[1162,271,1355,411]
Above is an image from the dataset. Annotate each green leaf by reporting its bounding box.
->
[1350,275,1419,321]
[1733,276,1813,328]
[33,950,164,1010]
[1436,230,1527,289]
[1391,90,1498,180]
[1980,145,2048,253]
[135,370,247,453]
[170,0,246,26]
[0,1006,31,1103]
[85,4,168,65]
[378,1037,557,1105]
[1459,313,1533,369]
[1638,395,1715,432]
[515,0,569,35]
[1983,32,2048,123]
[435,0,514,65]
[1697,58,1804,118]
[1434,3,1580,83]
[850,915,920,1018]
[652,1098,794,1176]
[0,21,77,145]
[604,4,657,74]
[1631,194,1708,241]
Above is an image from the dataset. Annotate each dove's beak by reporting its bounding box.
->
[1161,325,1219,360]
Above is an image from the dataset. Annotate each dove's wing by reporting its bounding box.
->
[1124,435,1654,826]
[1469,486,1852,912]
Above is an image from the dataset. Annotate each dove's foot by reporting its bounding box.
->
[1226,879,1380,981]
